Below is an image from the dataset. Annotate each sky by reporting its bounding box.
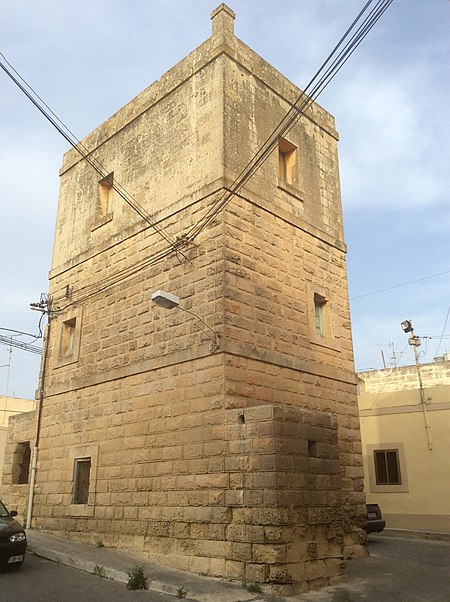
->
[0,0,449,400]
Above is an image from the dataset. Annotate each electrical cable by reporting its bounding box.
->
[57,0,394,308]
[2,1,393,310]
[54,243,176,310]
[359,342,409,421]
[185,0,394,241]
[433,304,450,358]
[0,335,42,355]
[51,187,223,310]
[350,269,450,300]
[0,322,44,345]
[0,327,39,338]
[0,53,181,252]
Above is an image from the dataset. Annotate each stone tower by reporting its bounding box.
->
[7,4,366,594]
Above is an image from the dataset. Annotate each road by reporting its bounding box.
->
[1,535,449,601]
[0,553,177,602]
[302,534,450,602]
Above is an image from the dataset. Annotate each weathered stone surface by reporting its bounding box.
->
[1,3,366,592]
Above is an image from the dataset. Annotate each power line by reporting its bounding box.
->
[57,0,394,308]
[0,327,38,338]
[184,0,394,241]
[2,1,394,310]
[434,304,450,357]
[0,335,42,355]
[350,269,450,300]
[0,53,182,253]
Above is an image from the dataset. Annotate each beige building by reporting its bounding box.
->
[0,395,36,487]
[358,355,450,534]
[2,5,366,593]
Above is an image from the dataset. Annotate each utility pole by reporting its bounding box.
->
[388,340,398,368]
[26,294,54,529]
[401,320,433,451]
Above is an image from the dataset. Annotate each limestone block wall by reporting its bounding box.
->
[223,405,345,591]
[0,410,37,522]
[24,356,221,560]
[222,47,343,243]
[27,382,345,592]
[359,359,450,393]
[52,41,225,270]
[0,5,367,591]
[220,196,364,553]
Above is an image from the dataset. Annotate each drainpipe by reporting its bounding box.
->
[26,305,52,529]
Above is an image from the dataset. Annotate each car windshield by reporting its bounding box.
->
[0,500,11,517]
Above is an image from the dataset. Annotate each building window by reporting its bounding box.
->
[366,442,408,493]
[92,172,114,230]
[374,449,401,485]
[307,283,340,351]
[278,138,296,184]
[73,458,91,505]
[97,173,113,218]
[60,317,77,357]
[11,441,31,485]
[68,445,98,516]
[55,308,82,368]
[314,293,327,337]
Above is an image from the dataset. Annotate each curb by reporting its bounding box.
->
[27,540,267,602]
[28,543,128,583]
[381,529,450,543]
[28,543,192,599]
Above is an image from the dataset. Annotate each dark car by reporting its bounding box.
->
[365,502,386,534]
[0,500,27,567]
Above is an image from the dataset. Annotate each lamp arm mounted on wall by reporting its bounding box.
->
[179,306,220,352]
[151,290,220,352]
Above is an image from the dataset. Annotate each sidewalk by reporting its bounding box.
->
[27,529,450,601]
[383,528,450,543]
[26,530,286,602]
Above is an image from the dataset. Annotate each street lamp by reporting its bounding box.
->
[151,290,180,310]
[400,319,432,450]
[151,290,219,351]
[400,320,413,334]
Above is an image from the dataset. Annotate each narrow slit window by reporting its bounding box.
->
[314,293,327,337]
[278,138,296,184]
[73,458,91,504]
[60,317,77,356]
[308,440,318,457]
[96,173,114,221]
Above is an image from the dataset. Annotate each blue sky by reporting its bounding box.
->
[1,1,449,399]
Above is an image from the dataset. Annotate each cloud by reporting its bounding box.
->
[335,64,449,210]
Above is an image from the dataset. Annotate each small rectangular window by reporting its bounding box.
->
[11,441,31,485]
[308,440,318,457]
[73,458,91,504]
[96,173,114,222]
[278,138,296,184]
[60,317,77,357]
[314,293,327,337]
[374,450,401,485]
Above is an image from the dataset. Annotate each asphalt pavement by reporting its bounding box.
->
[26,529,450,601]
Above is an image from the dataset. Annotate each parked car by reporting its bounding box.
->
[365,502,386,534]
[0,500,27,567]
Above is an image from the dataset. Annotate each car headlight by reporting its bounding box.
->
[9,532,26,543]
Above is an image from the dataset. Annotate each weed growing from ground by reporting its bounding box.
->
[126,565,149,590]
[245,582,262,593]
[92,564,106,578]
